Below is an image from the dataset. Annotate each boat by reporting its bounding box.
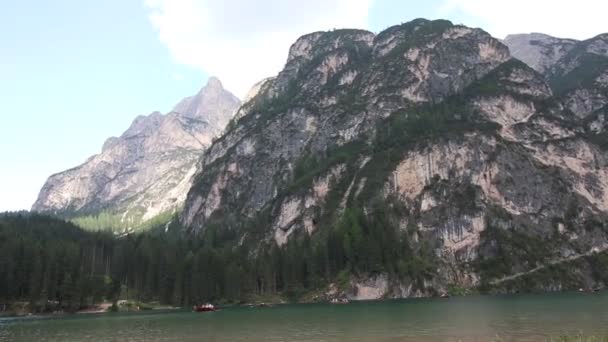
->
[193,303,216,312]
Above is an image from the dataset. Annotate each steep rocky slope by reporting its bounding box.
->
[181,19,608,298]
[547,35,608,120]
[33,78,240,231]
[505,33,608,119]
[505,33,608,153]
[503,33,577,74]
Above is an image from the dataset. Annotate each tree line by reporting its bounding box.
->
[0,208,433,312]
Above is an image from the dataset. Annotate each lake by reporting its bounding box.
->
[1,292,607,341]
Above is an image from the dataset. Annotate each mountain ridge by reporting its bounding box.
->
[179,19,608,298]
[28,18,608,299]
[32,77,241,231]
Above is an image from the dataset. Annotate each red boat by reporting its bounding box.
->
[193,303,216,312]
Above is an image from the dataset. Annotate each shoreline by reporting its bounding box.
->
[1,289,605,319]
[0,301,183,319]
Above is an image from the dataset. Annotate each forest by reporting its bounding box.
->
[0,208,430,312]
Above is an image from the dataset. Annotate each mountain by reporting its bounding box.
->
[505,33,608,154]
[180,19,608,298]
[503,33,578,74]
[32,77,240,231]
[504,33,608,119]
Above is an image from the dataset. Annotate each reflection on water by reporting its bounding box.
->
[1,292,607,342]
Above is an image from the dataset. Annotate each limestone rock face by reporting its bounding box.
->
[548,34,608,119]
[32,78,240,230]
[181,19,608,297]
[182,20,510,229]
[503,33,577,73]
[505,33,608,119]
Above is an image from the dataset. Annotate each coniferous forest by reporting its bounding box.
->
[0,209,428,312]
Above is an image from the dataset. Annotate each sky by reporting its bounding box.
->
[0,0,607,212]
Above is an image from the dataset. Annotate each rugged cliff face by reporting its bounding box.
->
[505,32,608,119]
[180,19,608,299]
[505,32,608,167]
[33,78,240,231]
[183,20,510,228]
[503,33,578,74]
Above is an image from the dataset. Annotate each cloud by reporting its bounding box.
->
[145,0,373,97]
[439,0,608,40]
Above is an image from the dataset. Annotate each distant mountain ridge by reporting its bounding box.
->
[503,33,578,73]
[32,77,240,231]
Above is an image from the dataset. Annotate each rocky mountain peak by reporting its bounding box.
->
[583,34,608,56]
[503,33,578,73]
[171,77,241,134]
[122,111,164,139]
[369,19,509,106]
[182,19,512,230]
[204,76,224,90]
[499,32,608,119]
[286,29,375,65]
[33,78,241,231]
[179,19,608,298]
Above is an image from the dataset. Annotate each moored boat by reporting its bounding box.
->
[193,303,216,312]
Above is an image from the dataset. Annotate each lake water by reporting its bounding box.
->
[1,292,607,341]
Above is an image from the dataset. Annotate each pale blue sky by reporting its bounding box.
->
[0,0,604,211]
[1,1,208,211]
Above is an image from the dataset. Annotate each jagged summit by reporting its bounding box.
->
[32,78,241,230]
[204,76,224,90]
[503,33,578,73]
[205,76,223,89]
[172,77,240,133]
[504,32,570,41]
[504,32,608,119]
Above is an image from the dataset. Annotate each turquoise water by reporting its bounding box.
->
[1,292,607,341]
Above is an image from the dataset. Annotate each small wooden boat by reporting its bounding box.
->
[193,303,216,312]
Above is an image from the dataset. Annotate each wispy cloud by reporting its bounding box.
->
[145,0,373,97]
[439,0,608,40]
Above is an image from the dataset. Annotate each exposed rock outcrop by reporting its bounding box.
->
[505,33,608,119]
[33,78,240,230]
[504,33,577,73]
